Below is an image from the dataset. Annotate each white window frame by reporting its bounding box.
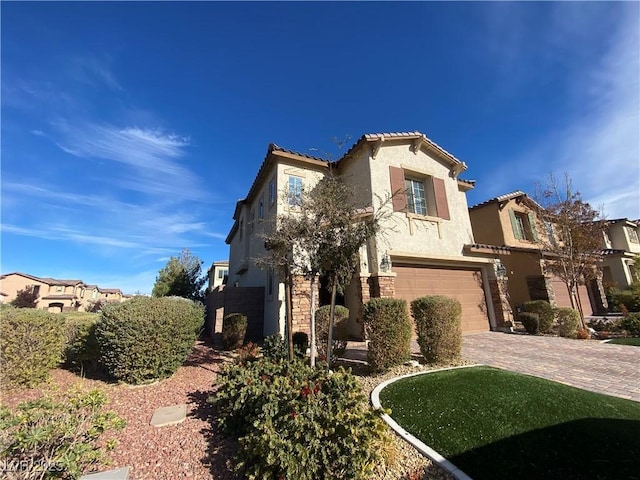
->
[288,176,303,207]
[269,177,276,206]
[405,177,428,216]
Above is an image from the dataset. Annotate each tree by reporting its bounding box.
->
[259,172,387,367]
[535,173,606,327]
[152,248,206,302]
[10,286,39,308]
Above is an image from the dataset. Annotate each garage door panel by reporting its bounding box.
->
[550,277,592,316]
[394,265,490,334]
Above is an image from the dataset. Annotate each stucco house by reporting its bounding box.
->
[0,272,126,312]
[599,218,639,289]
[468,191,604,316]
[225,131,512,339]
[206,260,229,292]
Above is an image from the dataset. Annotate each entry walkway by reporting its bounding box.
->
[462,332,640,401]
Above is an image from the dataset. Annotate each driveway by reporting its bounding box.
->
[462,332,640,402]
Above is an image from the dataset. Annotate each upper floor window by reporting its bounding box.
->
[288,176,303,207]
[259,196,264,219]
[405,178,427,215]
[56,286,63,292]
[218,268,228,279]
[627,226,639,244]
[510,209,538,242]
[269,177,276,206]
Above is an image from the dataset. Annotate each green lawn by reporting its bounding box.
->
[606,337,640,346]
[379,366,640,480]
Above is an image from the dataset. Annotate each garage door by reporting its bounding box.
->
[550,277,592,316]
[393,264,491,334]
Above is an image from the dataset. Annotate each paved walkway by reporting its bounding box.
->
[461,332,640,402]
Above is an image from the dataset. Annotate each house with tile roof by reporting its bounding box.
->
[0,272,127,312]
[599,218,640,289]
[224,131,513,340]
[469,191,606,316]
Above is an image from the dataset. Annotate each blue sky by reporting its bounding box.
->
[2,1,639,294]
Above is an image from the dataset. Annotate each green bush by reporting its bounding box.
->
[519,312,540,335]
[208,358,393,479]
[221,313,247,350]
[0,388,125,479]
[64,312,101,372]
[620,313,640,336]
[292,331,309,357]
[521,300,554,333]
[262,333,288,360]
[606,283,640,312]
[0,307,66,389]
[95,296,204,384]
[363,298,412,372]
[410,296,462,364]
[556,308,580,338]
[588,317,622,332]
[315,305,349,360]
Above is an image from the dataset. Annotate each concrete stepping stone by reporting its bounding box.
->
[150,404,187,427]
[80,467,130,480]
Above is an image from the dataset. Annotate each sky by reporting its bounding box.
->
[2,1,639,295]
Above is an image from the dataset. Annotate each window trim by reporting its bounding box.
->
[269,177,276,207]
[404,177,428,216]
[287,175,303,208]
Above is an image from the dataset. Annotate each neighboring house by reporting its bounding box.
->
[469,191,603,316]
[599,218,640,289]
[206,260,229,292]
[0,272,129,312]
[225,132,512,340]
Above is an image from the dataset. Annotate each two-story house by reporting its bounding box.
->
[600,218,639,289]
[225,132,512,340]
[469,191,600,316]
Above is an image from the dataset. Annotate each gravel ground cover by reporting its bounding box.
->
[2,341,454,480]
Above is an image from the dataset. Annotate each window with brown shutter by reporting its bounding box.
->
[389,166,451,220]
[432,177,450,220]
[389,166,407,212]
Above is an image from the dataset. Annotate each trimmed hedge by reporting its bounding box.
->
[0,306,66,388]
[519,312,540,335]
[363,298,412,372]
[208,358,393,479]
[222,313,247,350]
[556,308,580,338]
[411,296,462,364]
[95,296,204,384]
[521,300,554,333]
[315,305,349,360]
[64,312,101,372]
[621,313,640,336]
[606,283,640,313]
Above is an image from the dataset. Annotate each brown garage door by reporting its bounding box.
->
[550,277,592,316]
[393,264,491,334]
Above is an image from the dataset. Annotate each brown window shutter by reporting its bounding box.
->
[389,166,407,212]
[432,177,450,220]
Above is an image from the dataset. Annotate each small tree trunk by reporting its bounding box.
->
[309,274,317,367]
[326,272,338,370]
[285,269,294,361]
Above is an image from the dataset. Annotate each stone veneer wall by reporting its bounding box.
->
[488,277,513,330]
[289,275,318,335]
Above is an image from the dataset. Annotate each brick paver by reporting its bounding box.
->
[462,332,640,401]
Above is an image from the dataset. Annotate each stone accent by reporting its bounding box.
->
[289,275,318,335]
[80,467,130,480]
[150,404,187,427]
[369,273,396,298]
[488,277,513,330]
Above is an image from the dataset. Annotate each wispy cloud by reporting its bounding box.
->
[68,55,123,91]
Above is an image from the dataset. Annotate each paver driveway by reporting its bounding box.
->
[462,332,640,401]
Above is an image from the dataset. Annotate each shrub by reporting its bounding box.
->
[221,313,247,350]
[0,388,125,479]
[556,308,580,338]
[606,283,640,313]
[64,312,101,372]
[95,296,204,384]
[620,313,640,336]
[9,287,38,308]
[262,333,288,360]
[576,328,591,340]
[292,331,309,357]
[315,305,349,360]
[208,358,393,479]
[519,312,540,335]
[588,317,622,332]
[0,307,66,388]
[521,300,554,333]
[411,296,462,364]
[236,341,260,364]
[363,298,412,372]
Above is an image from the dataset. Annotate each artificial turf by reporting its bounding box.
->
[379,366,640,480]
[606,337,640,346]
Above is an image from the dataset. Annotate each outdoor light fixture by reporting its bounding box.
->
[495,260,507,278]
[380,252,391,272]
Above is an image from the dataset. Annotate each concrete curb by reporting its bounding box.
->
[371,364,482,480]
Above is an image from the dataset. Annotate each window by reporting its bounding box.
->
[509,209,538,242]
[267,269,274,298]
[218,268,228,279]
[269,177,276,205]
[259,196,264,218]
[627,226,639,244]
[288,176,303,207]
[405,178,427,215]
[56,286,63,292]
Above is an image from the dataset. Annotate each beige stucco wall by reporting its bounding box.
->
[469,203,506,246]
[609,223,640,253]
[501,251,545,309]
